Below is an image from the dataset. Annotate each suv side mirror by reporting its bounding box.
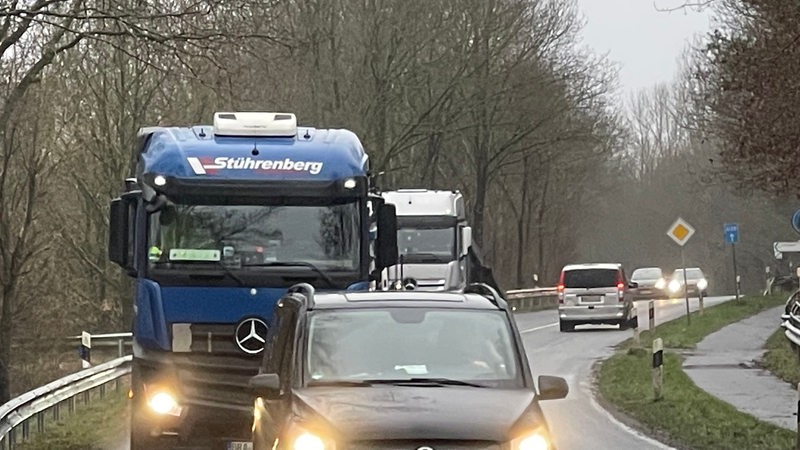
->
[249,373,282,398]
[460,226,472,257]
[108,191,140,275]
[375,203,398,270]
[537,375,568,400]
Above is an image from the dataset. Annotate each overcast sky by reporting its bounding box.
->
[575,0,712,100]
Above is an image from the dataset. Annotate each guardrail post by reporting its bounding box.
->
[9,427,15,449]
[118,338,124,358]
[21,420,28,441]
[83,389,90,406]
[36,411,44,433]
[99,382,106,399]
[52,401,59,421]
[68,396,75,413]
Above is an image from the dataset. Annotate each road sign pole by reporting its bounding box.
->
[732,242,740,302]
[682,248,690,325]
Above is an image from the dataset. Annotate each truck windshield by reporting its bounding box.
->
[148,201,360,271]
[397,227,456,263]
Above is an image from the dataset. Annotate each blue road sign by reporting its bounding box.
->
[792,209,800,235]
[724,223,739,244]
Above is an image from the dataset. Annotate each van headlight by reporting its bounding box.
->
[697,279,708,290]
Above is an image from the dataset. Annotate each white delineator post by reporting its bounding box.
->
[649,301,655,331]
[652,337,663,401]
[80,331,91,368]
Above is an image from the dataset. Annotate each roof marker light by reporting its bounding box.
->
[213,112,297,137]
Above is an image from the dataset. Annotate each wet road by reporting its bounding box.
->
[516,295,734,450]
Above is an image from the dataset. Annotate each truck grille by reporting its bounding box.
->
[171,323,262,408]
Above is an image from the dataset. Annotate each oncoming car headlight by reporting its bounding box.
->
[147,391,182,416]
[697,279,708,290]
[510,429,551,450]
[668,279,681,293]
[655,278,666,290]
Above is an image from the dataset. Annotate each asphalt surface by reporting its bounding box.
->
[516,295,733,450]
[683,305,795,430]
[113,296,732,450]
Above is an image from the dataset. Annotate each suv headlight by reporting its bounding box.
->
[509,429,551,450]
[283,424,336,450]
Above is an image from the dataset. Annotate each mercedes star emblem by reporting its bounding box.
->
[234,317,268,354]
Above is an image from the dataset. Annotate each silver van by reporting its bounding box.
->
[557,263,638,332]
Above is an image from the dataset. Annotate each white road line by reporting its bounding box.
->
[520,322,558,333]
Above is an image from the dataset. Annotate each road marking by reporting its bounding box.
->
[521,322,558,333]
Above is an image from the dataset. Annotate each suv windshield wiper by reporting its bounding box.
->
[241,261,336,288]
[363,378,486,388]
[306,380,374,387]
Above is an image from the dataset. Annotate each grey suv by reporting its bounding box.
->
[249,283,568,449]
[557,263,638,332]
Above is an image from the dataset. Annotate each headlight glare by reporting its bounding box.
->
[148,391,181,416]
[511,429,551,450]
[294,432,325,450]
[655,278,666,290]
[697,279,708,290]
[669,280,681,293]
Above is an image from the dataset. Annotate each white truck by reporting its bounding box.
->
[381,189,473,291]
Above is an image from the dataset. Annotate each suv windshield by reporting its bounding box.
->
[305,308,521,387]
[148,202,360,271]
[562,268,620,288]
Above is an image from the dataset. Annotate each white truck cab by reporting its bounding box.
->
[381,189,472,291]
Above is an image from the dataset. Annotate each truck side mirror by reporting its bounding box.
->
[108,191,139,275]
[375,203,398,270]
[461,226,472,257]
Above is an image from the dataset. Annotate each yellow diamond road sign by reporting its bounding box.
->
[667,217,695,246]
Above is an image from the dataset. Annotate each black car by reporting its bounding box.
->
[249,283,568,450]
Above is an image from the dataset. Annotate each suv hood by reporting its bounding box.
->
[293,386,544,441]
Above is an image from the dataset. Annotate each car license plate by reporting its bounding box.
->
[581,295,602,302]
[227,442,253,450]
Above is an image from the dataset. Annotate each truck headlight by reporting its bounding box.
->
[148,391,182,416]
[697,279,708,290]
[510,429,551,450]
[668,280,681,293]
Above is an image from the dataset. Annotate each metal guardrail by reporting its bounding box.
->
[505,287,558,312]
[0,355,132,449]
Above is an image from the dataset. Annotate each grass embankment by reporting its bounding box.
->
[16,389,128,450]
[762,327,800,387]
[598,294,794,450]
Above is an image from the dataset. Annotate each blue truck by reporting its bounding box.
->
[108,112,398,450]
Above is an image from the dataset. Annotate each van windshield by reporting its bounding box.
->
[563,269,619,288]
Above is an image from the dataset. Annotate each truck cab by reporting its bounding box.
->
[108,112,397,449]
[381,189,471,291]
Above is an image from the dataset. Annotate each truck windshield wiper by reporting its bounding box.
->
[402,253,449,263]
[363,378,486,388]
[241,261,336,288]
[152,260,246,286]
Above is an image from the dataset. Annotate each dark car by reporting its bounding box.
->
[629,267,667,300]
[249,283,568,450]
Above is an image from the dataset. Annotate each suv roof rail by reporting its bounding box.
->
[464,283,506,309]
[286,283,316,308]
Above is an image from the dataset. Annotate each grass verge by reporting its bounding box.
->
[16,388,128,450]
[597,294,794,450]
[762,327,800,386]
